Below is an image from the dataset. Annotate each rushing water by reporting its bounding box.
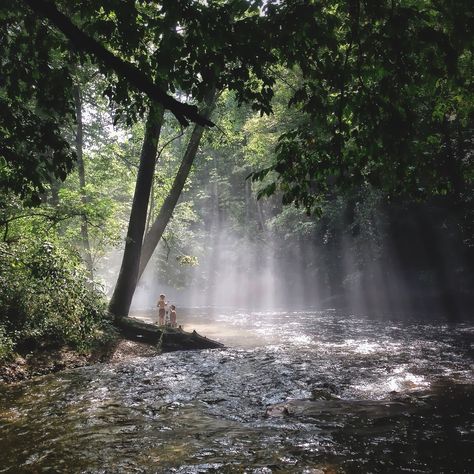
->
[1,309,473,473]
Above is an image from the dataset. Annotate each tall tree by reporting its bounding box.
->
[105,0,276,319]
[138,88,217,280]
[73,84,94,276]
[108,104,165,319]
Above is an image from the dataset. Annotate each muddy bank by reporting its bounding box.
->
[0,344,113,384]
[0,323,223,384]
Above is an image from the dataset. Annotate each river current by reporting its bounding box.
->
[0,309,473,473]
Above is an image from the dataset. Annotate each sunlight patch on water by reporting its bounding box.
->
[353,366,430,399]
[289,334,314,346]
[348,339,381,354]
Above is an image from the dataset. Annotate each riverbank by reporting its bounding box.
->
[0,343,114,384]
[0,323,223,384]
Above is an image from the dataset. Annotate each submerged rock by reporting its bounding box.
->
[264,403,291,417]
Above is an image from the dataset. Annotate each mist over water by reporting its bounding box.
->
[131,228,318,312]
[92,157,470,319]
[128,210,472,320]
[188,230,281,309]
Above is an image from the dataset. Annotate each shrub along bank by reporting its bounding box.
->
[0,241,116,364]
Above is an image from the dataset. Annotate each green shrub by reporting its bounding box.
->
[0,325,14,360]
[0,241,115,359]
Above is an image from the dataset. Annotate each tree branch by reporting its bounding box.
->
[22,0,215,128]
[155,127,185,165]
[161,235,171,261]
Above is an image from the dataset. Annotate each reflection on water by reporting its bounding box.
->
[0,310,473,473]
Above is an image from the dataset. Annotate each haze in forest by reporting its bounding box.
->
[1,0,473,368]
[129,192,471,319]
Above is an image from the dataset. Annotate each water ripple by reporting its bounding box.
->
[0,310,473,473]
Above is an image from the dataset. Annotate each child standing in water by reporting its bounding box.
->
[169,305,177,328]
[157,294,167,325]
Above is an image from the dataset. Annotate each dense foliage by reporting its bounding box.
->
[0,2,76,203]
[251,1,474,212]
[0,241,113,360]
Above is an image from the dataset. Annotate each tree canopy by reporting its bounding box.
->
[2,0,473,211]
[1,0,274,201]
[251,0,474,212]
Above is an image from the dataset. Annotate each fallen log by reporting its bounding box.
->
[115,316,224,352]
[161,328,224,352]
[115,316,162,344]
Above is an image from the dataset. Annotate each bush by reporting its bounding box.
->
[0,241,115,360]
[0,325,14,360]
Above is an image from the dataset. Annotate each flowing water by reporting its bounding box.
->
[0,309,473,473]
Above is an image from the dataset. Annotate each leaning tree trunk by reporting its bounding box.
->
[74,84,94,276]
[108,104,165,320]
[137,88,216,280]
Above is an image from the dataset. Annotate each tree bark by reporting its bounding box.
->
[22,0,214,128]
[109,104,165,320]
[137,88,217,280]
[74,84,94,276]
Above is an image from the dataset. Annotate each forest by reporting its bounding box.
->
[0,1,473,472]
[1,0,472,358]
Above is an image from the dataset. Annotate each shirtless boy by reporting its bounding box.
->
[157,294,167,325]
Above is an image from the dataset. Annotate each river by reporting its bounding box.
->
[0,309,473,473]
